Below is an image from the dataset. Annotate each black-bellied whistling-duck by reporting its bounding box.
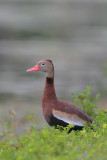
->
[27,59,93,131]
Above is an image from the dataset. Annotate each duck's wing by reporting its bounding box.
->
[52,100,93,127]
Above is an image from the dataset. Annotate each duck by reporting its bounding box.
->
[27,59,93,131]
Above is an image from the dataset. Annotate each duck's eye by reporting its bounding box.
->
[41,63,45,66]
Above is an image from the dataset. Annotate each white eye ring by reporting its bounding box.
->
[41,63,45,66]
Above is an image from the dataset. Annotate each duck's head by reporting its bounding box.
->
[27,59,54,78]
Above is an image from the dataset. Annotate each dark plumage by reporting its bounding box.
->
[27,59,93,131]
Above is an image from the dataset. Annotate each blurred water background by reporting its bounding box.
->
[0,0,107,134]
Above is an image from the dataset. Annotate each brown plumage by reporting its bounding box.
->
[27,59,93,131]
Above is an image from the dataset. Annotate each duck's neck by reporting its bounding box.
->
[42,77,57,103]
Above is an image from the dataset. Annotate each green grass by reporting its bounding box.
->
[0,86,107,160]
[72,85,100,118]
[0,111,107,160]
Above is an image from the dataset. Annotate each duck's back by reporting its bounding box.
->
[43,99,93,131]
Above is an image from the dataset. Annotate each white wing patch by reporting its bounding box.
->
[52,109,83,126]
